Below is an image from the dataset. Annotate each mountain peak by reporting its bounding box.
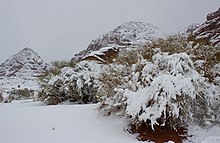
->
[74,21,166,61]
[21,47,35,53]
[87,21,166,50]
[0,48,48,77]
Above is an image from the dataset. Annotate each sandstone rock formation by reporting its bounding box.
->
[188,8,220,46]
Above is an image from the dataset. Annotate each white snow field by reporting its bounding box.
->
[0,100,139,143]
[0,100,219,143]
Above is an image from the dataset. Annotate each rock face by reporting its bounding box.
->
[188,8,220,46]
[179,23,200,37]
[0,47,48,77]
[82,46,119,63]
[73,21,166,61]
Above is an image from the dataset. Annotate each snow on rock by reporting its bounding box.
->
[188,8,220,46]
[0,48,49,99]
[82,46,119,63]
[0,47,48,77]
[179,23,200,37]
[88,21,166,50]
[73,21,166,61]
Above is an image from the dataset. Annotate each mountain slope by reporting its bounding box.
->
[0,47,48,77]
[73,21,166,61]
[0,48,49,99]
[188,8,220,46]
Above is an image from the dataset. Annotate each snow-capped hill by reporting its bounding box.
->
[0,47,48,77]
[73,21,166,61]
[179,23,200,36]
[88,21,166,50]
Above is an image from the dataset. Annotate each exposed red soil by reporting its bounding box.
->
[129,122,188,143]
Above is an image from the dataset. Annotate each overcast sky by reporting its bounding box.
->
[0,0,219,63]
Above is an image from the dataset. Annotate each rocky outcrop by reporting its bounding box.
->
[179,23,200,37]
[82,46,119,63]
[0,47,49,77]
[73,21,166,62]
[188,8,220,46]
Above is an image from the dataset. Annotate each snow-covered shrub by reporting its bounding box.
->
[99,52,220,130]
[146,35,188,55]
[38,61,105,105]
[97,64,130,115]
[4,88,35,102]
[39,60,76,82]
[0,94,3,102]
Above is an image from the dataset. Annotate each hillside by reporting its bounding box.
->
[73,21,166,61]
[0,47,48,77]
[0,48,49,100]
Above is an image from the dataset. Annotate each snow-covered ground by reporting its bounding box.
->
[0,77,40,98]
[0,100,139,143]
[0,100,219,143]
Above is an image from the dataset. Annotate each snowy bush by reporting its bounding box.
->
[146,35,188,55]
[4,88,35,102]
[99,52,220,129]
[0,94,3,102]
[38,61,105,105]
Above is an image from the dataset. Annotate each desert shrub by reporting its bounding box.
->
[97,64,130,115]
[5,88,34,102]
[0,94,3,102]
[114,49,141,66]
[190,45,220,82]
[145,35,188,54]
[39,60,76,82]
[143,35,220,83]
[38,61,104,105]
[99,52,219,131]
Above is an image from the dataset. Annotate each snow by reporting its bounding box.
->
[0,101,219,143]
[101,52,219,132]
[0,77,40,98]
[75,21,166,60]
[0,101,139,143]
[83,46,118,62]
[0,48,48,98]
[187,125,220,143]
[178,23,200,36]
[0,47,48,77]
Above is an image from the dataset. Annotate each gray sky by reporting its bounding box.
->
[0,0,219,63]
